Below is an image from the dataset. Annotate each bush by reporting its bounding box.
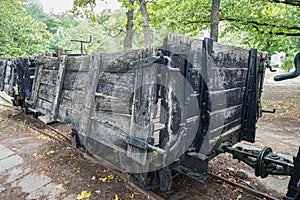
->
[281,55,294,72]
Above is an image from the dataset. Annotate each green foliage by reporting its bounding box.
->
[281,55,294,72]
[50,11,127,54]
[25,1,79,35]
[146,0,300,72]
[0,0,51,57]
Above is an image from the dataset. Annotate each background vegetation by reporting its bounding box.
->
[1,0,299,71]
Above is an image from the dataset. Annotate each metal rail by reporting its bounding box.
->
[209,172,279,200]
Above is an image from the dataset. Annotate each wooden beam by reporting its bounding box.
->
[51,56,67,122]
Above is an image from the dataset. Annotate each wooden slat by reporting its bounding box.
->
[31,64,44,108]
[50,56,67,122]
[209,105,243,132]
[94,94,132,115]
[127,50,158,164]
[210,88,245,111]
[91,111,131,133]
[36,98,52,114]
[79,54,102,137]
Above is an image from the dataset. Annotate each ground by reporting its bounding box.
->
[0,69,299,200]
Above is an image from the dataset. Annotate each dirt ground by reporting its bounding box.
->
[0,69,299,200]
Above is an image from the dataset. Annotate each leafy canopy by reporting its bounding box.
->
[0,0,51,57]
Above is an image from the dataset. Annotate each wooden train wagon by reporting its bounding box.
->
[1,34,299,196]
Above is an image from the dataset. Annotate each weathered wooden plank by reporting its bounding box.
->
[207,118,241,140]
[57,105,82,129]
[31,64,44,108]
[66,56,90,72]
[79,53,102,138]
[51,56,67,121]
[63,71,90,90]
[208,68,248,91]
[40,69,58,86]
[186,94,201,118]
[89,119,128,152]
[102,49,144,73]
[42,57,60,70]
[208,105,243,131]
[94,94,133,115]
[60,89,85,112]
[38,84,55,102]
[211,43,249,68]
[91,111,131,133]
[0,60,6,91]
[209,88,245,111]
[36,98,52,114]
[191,68,248,92]
[127,52,158,164]
[96,72,134,99]
[5,62,15,95]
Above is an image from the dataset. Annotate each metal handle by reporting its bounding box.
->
[129,51,180,72]
[274,52,300,81]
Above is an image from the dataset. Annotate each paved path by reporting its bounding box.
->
[0,143,76,200]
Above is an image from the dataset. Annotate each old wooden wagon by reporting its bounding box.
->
[0,34,299,198]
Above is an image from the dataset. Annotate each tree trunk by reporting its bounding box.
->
[124,6,134,50]
[139,0,151,47]
[210,0,221,42]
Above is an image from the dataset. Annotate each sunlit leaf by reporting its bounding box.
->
[76,190,91,200]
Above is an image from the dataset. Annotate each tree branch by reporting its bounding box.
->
[185,18,300,31]
[269,0,300,6]
[183,17,300,36]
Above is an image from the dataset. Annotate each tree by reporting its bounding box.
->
[124,1,134,49]
[0,0,51,57]
[210,0,220,41]
[72,0,153,48]
[138,0,151,47]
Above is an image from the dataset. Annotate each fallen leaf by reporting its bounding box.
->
[56,184,63,189]
[107,174,115,180]
[77,190,91,200]
[99,177,107,182]
[46,150,55,155]
[114,194,119,200]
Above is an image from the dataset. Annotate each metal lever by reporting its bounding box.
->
[274,52,300,81]
[70,35,92,55]
[126,136,166,155]
[265,60,277,72]
[262,109,276,113]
